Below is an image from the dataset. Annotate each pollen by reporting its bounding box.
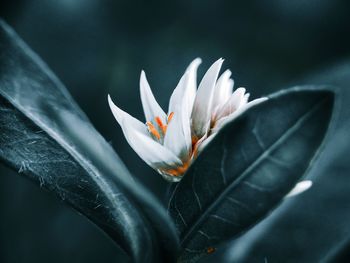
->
[146,121,161,140]
[155,116,167,134]
[147,112,175,139]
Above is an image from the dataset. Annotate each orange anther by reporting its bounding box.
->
[146,121,161,140]
[155,116,167,134]
[163,160,189,177]
[167,112,174,123]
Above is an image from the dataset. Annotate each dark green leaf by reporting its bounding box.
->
[168,87,334,262]
[0,20,178,263]
[323,234,350,263]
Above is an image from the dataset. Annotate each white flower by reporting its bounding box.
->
[108,58,267,182]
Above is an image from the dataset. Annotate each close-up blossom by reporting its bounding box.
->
[108,58,266,181]
[0,1,343,261]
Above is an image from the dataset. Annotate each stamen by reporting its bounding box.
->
[155,117,167,134]
[153,113,174,136]
[191,135,199,150]
[167,112,174,123]
[146,121,161,140]
[163,161,189,177]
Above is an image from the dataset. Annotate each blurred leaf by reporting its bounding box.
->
[168,87,334,262]
[0,20,178,263]
[323,234,350,263]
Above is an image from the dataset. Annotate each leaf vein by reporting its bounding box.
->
[192,170,202,211]
[209,214,240,226]
[180,98,328,246]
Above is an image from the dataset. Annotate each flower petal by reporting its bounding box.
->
[140,71,167,122]
[285,180,312,198]
[109,96,185,177]
[191,58,224,138]
[108,94,148,135]
[167,64,196,153]
[215,87,246,120]
[168,71,189,115]
[243,93,250,103]
[244,97,268,109]
[122,119,183,170]
[211,69,234,112]
[168,58,202,115]
[109,94,179,169]
[185,58,202,116]
[164,107,191,160]
[211,97,268,134]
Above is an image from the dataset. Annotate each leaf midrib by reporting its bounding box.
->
[180,98,328,247]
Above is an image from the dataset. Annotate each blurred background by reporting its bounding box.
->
[1,0,350,262]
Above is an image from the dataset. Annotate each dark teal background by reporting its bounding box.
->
[1,1,350,262]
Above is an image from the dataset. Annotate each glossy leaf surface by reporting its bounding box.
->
[168,87,334,262]
[0,20,178,263]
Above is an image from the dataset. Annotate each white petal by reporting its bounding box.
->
[191,58,224,138]
[211,70,234,111]
[215,87,246,120]
[166,59,204,154]
[211,97,268,133]
[108,95,148,135]
[109,95,181,169]
[109,95,180,169]
[185,58,202,115]
[244,97,268,110]
[226,79,235,100]
[243,93,250,103]
[140,71,167,122]
[285,180,313,198]
[168,59,202,114]
[168,71,189,114]
[122,119,183,170]
[167,69,193,153]
[164,108,191,160]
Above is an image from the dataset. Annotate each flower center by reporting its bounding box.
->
[146,112,202,177]
[146,112,174,141]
